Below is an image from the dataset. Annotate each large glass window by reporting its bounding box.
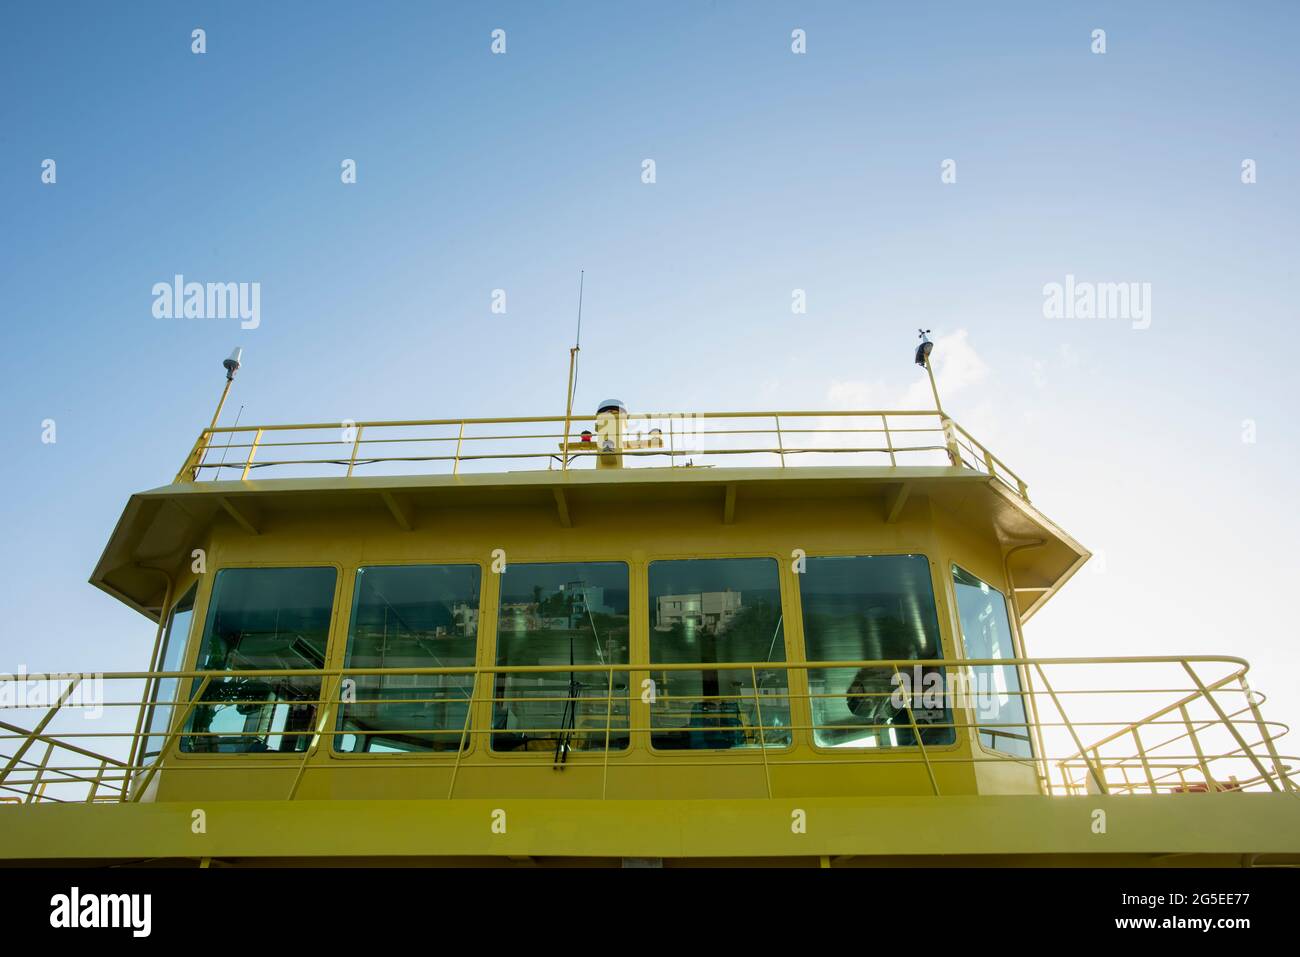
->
[140,584,197,763]
[335,565,481,753]
[182,567,336,753]
[493,562,630,754]
[951,566,1033,758]
[648,558,790,750]
[799,555,954,748]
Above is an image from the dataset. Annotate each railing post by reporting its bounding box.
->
[601,666,615,799]
[1178,703,1218,792]
[774,415,786,468]
[453,421,465,476]
[345,425,364,478]
[0,675,82,791]
[893,664,940,796]
[941,417,962,467]
[1035,663,1108,794]
[130,675,211,802]
[751,667,773,799]
[240,428,263,481]
[24,741,55,804]
[1181,663,1280,792]
[1131,727,1157,794]
[174,432,211,484]
[882,414,896,466]
[86,757,108,804]
[447,671,479,800]
[286,675,339,800]
[1240,677,1295,791]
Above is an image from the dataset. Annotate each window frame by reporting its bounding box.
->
[169,561,345,762]
[643,551,798,757]
[485,556,636,761]
[948,562,1036,761]
[138,581,201,766]
[793,550,962,756]
[331,561,488,760]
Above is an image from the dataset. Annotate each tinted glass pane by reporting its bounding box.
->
[493,562,630,754]
[648,558,790,750]
[141,584,196,762]
[799,555,954,748]
[183,567,336,753]
[952,566,1033,757]
[336,565,480,753]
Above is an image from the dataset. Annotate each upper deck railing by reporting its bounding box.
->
[1,656,1294,805]
[173,410,1032,502]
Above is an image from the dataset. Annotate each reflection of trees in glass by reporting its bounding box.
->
[804,611,927,661]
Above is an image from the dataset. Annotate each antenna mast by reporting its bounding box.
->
[561,271,584,471]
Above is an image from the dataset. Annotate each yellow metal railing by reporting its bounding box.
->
[173,410,1031,501]
[0,656,1294,804]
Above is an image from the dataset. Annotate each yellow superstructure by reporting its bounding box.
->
[1,400,1297,867]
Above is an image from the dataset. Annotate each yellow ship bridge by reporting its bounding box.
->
[2,368,1298,866]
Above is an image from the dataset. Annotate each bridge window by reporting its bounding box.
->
[799,555,953,748]
[648,558,791,750]
[140,584,196,763]
[182,567,336,753]
[335,565,481,753]
[492,562,630,754]
[951,566,1033,758]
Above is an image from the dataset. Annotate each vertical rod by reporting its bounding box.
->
[447,672,479,799]
[1182,663,1278,792]
[24,742,55,804]
[924,356,944,416]
[1132,727,1156,794]
[0,676,83,788]
[130,675,211,802]
[240,428,263,481]
[1034,662,1108,794]
[346,426,364,477]
[601,666,615,800]
[453,421,465,476]
[1241,676,1294,791]
[124,573,173,798]
[561,350,578,471]
[208,377,235,432]
[894,664,940,796]
[561,270,584,472]
[1179,703,1217,793]
[86,757,108,804]
[883,414,896,466]
[751,667,773,799]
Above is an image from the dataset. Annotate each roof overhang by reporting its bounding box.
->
[90,466,1088,623]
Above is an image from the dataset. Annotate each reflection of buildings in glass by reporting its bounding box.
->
[500,581,615,632]
[655,590,742,633]
[449,602,478,635]
[563,581,612,628]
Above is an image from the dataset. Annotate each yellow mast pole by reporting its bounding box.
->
[208,376,235,433]
[561,345,579,472]
[917,330,959,466]
[187,348,242,481]
[923,355,944,417]
[560,272,584,472]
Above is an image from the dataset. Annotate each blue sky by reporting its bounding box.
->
[2,3,1299,738]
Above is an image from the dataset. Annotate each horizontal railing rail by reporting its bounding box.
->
[173,410,1031,501]
[0,656,1293,803]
